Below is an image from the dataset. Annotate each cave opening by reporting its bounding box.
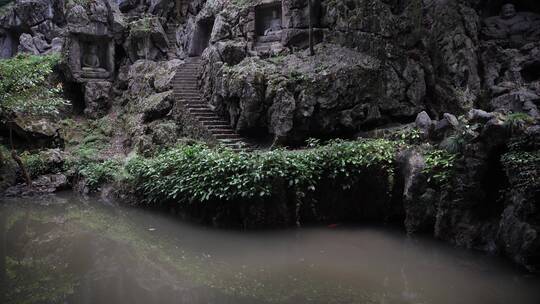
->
[188,17,214,57]
[521,61,540,82]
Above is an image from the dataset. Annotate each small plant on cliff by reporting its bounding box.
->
[20,152,49,178]
[501,135,540,192]
[504,112,535,132]
[423,149,457,187]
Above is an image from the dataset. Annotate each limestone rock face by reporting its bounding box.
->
[117,59,184,154]
[84,81,112,119]
[1,0,66,56]
[203,43,425,144]
[14,0,54,27]
[481,42,540,120]
[402,113,540,272]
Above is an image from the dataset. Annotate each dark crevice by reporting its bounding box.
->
[474,145,509,220]
[63,82,85,115]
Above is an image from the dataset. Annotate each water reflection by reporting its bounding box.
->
[0,193,538,304]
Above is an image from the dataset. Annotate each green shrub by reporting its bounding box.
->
[501,135,540,192]
[423,149,457,186]
[20,151,48,178]
[79,159,123,191]
[127,139,398,204]
[501,150,539,191]
[504,112,535,131]
[0,53,68,118]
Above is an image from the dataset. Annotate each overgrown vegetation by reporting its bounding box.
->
[0,53,67,117]
[78,159,123,190]
[504,112,536,131]
[501,135,540,192]
[0,53,68,186]
[127,139,398,204]
[20,151,50,178]
[422,149,457,186]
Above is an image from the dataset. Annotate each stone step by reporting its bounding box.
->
[187,106,210,111]
[210,129,236,134]
[178,94,200,97]
[179,95,200,99]
[176,90,200,94]
[174,87,198,91]
[173,86,198,90]
[176,91,199,95]
[214,134,242,140]
[172,63,254,152]
[174,88,198,91]
[201,121,231,127]
[174,76,198,80]
[198,117,228,123]
[173,84,199,87]
[189,108,214,114]
[173,81,198,85]
[173,84,198,88]
[194,113,220,118]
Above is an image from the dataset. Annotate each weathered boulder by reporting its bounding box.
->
[468,108,496,123]
[141,91,174,122]
[3,174,69,197]
[415,111,433,137]
[12,116,60,140]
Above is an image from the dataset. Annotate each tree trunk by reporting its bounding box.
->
[308,0,314,56]
[9,127,32,187]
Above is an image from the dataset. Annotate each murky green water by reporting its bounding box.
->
[0,193,538,304]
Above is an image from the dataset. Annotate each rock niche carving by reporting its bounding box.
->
[482,3,540,46]
[256,3,283,43]
[64,2,115,82]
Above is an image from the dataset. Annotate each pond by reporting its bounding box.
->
[0,193,538,304]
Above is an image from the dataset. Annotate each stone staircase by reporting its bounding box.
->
[172,58,253,151]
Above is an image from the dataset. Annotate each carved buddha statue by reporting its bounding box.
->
[264,9,282,36]
[82,45,101,69]
[483,3,540,45]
